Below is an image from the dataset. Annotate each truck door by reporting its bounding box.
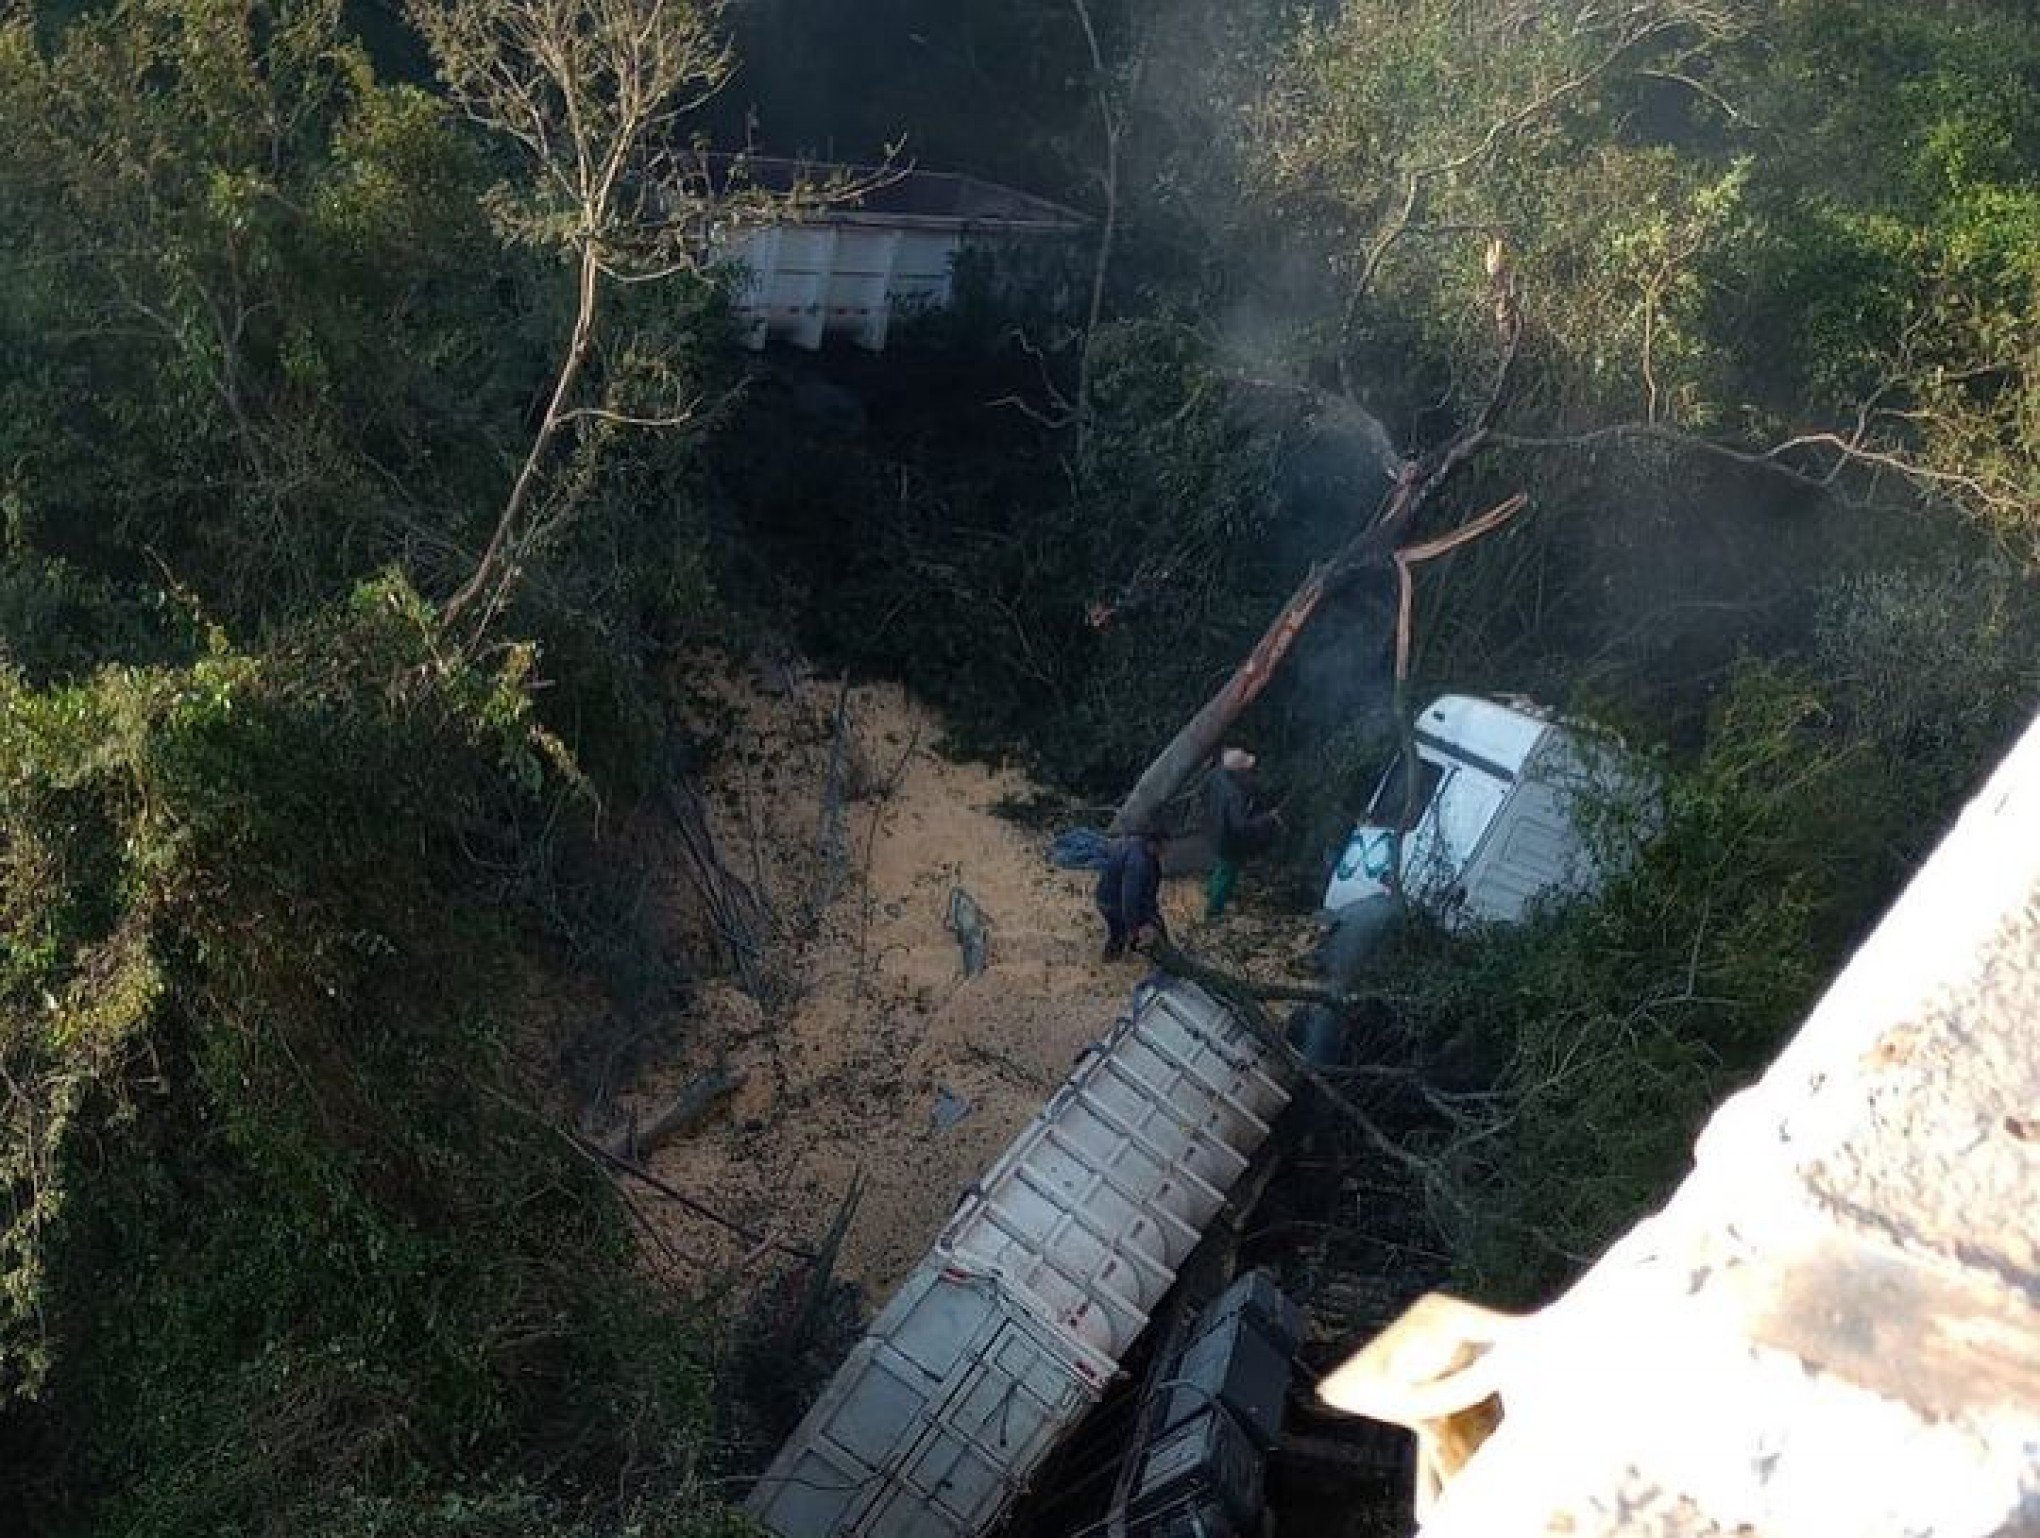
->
[852,1315,1095,1536]
[1407,764,1509,912]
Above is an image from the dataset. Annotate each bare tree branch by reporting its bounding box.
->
[1111,243,1528,835]
[409,0,737,633]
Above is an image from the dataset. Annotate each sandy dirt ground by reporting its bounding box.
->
[615,665,1217,1306]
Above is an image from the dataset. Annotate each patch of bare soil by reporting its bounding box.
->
[610,666,1204,1304]
[608,663,1329,1319]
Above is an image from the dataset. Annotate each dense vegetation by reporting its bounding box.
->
[2,0,2036,1530]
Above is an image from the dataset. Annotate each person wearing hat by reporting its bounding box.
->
[1204,746,1280,920]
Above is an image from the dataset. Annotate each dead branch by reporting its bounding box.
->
[1389,479,1532,859]
[601,1065,747,1162]
[582,1137,816,1261]
[473,1076,811,1262]
[1147,938,1458,1202]
[1145,939,1359,1014]
[664,774,780,1004]
[781,1171,865,1354]
[853,709,923,1001]
[1069,0,1138,452]
[812,676,855,919]
[1110,247,1526,835]
[1494,415,2030,525]
[1393,491,1530,674]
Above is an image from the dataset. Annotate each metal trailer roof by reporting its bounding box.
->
[745,1261,1105,1538]
[941,979,1293,1360]
[747,979,1294,1538]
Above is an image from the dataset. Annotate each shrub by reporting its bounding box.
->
[0,576,740,1536]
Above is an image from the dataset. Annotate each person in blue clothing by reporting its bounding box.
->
[1096,825,1167,962]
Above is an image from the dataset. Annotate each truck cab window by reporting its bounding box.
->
[1368,754,1444,832]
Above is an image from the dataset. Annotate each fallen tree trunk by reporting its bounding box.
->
[1110,486,1392,835]
[602,1066,747,1162]
[1110,251,1525,836]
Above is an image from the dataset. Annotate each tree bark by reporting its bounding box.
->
[1110,563,1333,835]
[602,1065,746,1162]
[1108,263,1524,835]
[1069,0,1122,458]
[1108,462,1427,835]
[444,238,602,629]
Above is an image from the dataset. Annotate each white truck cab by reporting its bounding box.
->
[1323,694,1648,928]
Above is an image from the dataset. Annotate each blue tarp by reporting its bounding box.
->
[1047,827,1113,871]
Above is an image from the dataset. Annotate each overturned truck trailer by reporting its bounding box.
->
[747,978,1295,1537]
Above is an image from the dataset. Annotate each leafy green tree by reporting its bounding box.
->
[1704,0,2040,551]
[0,0,532,615]
[0,581,742,1535]
[1245,1,1753,425]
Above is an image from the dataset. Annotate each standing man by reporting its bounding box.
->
[1205,746,1280,920]
[1096,825,1167,962]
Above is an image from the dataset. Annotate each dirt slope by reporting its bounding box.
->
[618,667,1209,1304]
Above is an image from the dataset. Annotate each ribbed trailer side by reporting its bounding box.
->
[940,980,1293,1358]
[745,1263,1107,1538]
[746,980,1293,1538]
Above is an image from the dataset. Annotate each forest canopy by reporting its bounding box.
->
[1,0,2036,1531]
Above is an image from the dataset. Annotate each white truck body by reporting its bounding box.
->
[1323,695,1647,928]
[743,1260,1106,1538]
[746,979,1294,1537]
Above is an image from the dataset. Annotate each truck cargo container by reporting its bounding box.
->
[746,979,1294,1537]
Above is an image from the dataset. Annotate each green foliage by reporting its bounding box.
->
[722,318,1327,789]
[1246,1,1756,425]
[0,0,2034,1516]
[1700,1,2040,546]
[0,0,538,612]
[0,580,740,1535]
[1393,629,2031,1305]
[0,0,742,794]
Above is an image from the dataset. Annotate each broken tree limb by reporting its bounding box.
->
[1386,489,1532,852]
[602,1065,747,1162]
[472,1076,816,1263]
[812,676,855,918]
[664,772,779,1003]
[1392,491,1531,679]
[1147,938,1457,1201]
[580,1136,817,1261]
[1110,252,1526,836]
[1145,937,1360,1013]
[1110,556,1337,835]
[783,1170,865,1354]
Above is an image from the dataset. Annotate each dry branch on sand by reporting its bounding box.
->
[601,1065,747,1162]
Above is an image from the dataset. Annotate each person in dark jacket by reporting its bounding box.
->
[1096,826,1167,962]
[1204,746,1280,920]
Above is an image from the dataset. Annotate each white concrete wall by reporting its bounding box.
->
[1323,710,2040,1537]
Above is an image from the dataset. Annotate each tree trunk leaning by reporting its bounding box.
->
[1108,257,1525,836]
